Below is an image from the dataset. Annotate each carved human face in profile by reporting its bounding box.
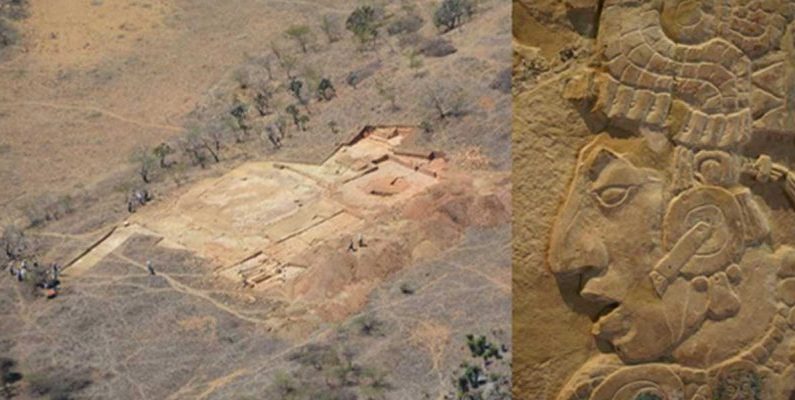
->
[548,135,710,363]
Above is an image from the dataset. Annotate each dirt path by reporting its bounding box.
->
[0,100,185,132]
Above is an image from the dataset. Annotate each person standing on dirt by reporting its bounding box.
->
[51,263,59,281]
[266,125,282,149]
[146,260,155,276]
[17,263,27,282]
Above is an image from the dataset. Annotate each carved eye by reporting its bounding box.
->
[595,185,632,208]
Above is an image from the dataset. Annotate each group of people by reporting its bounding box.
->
[127,189,153,213]
[7,260,61,298]
[347,233,366,252]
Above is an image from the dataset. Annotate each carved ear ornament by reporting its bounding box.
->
[652,149,777,298]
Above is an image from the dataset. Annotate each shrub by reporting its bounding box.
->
[0,18,17,50]
[419,37,457,57]
[0,357,22,399]
[490,67,511,94]
[345,60,382,89]
[387,13,424,36]
[354,315,384,336]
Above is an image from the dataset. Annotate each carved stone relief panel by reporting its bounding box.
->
[515,0,795,399]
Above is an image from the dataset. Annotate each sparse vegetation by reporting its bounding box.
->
[22,193,75,227]
[269,344,392,399]
[27,370,92,400]
[433,0,475,32]
[449,334,510,400]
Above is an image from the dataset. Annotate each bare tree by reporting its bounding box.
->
[1,225,28,263]
[270,41,297,79]
[423,82,470,120]
[320,14,343,43]
[375,76,399,111]
[182,130,220,166]
[130,145,156,183]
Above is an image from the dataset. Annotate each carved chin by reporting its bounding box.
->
[594,307,675,364]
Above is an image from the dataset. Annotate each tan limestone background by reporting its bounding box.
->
[512,1,597,397]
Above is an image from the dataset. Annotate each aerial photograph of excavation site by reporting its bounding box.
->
[0,0,511,399]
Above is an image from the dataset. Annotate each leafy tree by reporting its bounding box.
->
[182,130,219,167]
[345,6,381,47]
[317,78,336,101]
[286,104,301,128]
[285,24,312,53]
[433,0,475,32]
[254,87,274,116]
[288,78,305,104]
[297,114,309,131]
[152,142,174,168]
[328,120,339,134]
[229,101,251,141]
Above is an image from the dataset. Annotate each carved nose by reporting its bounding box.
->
[548,218,609,277]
